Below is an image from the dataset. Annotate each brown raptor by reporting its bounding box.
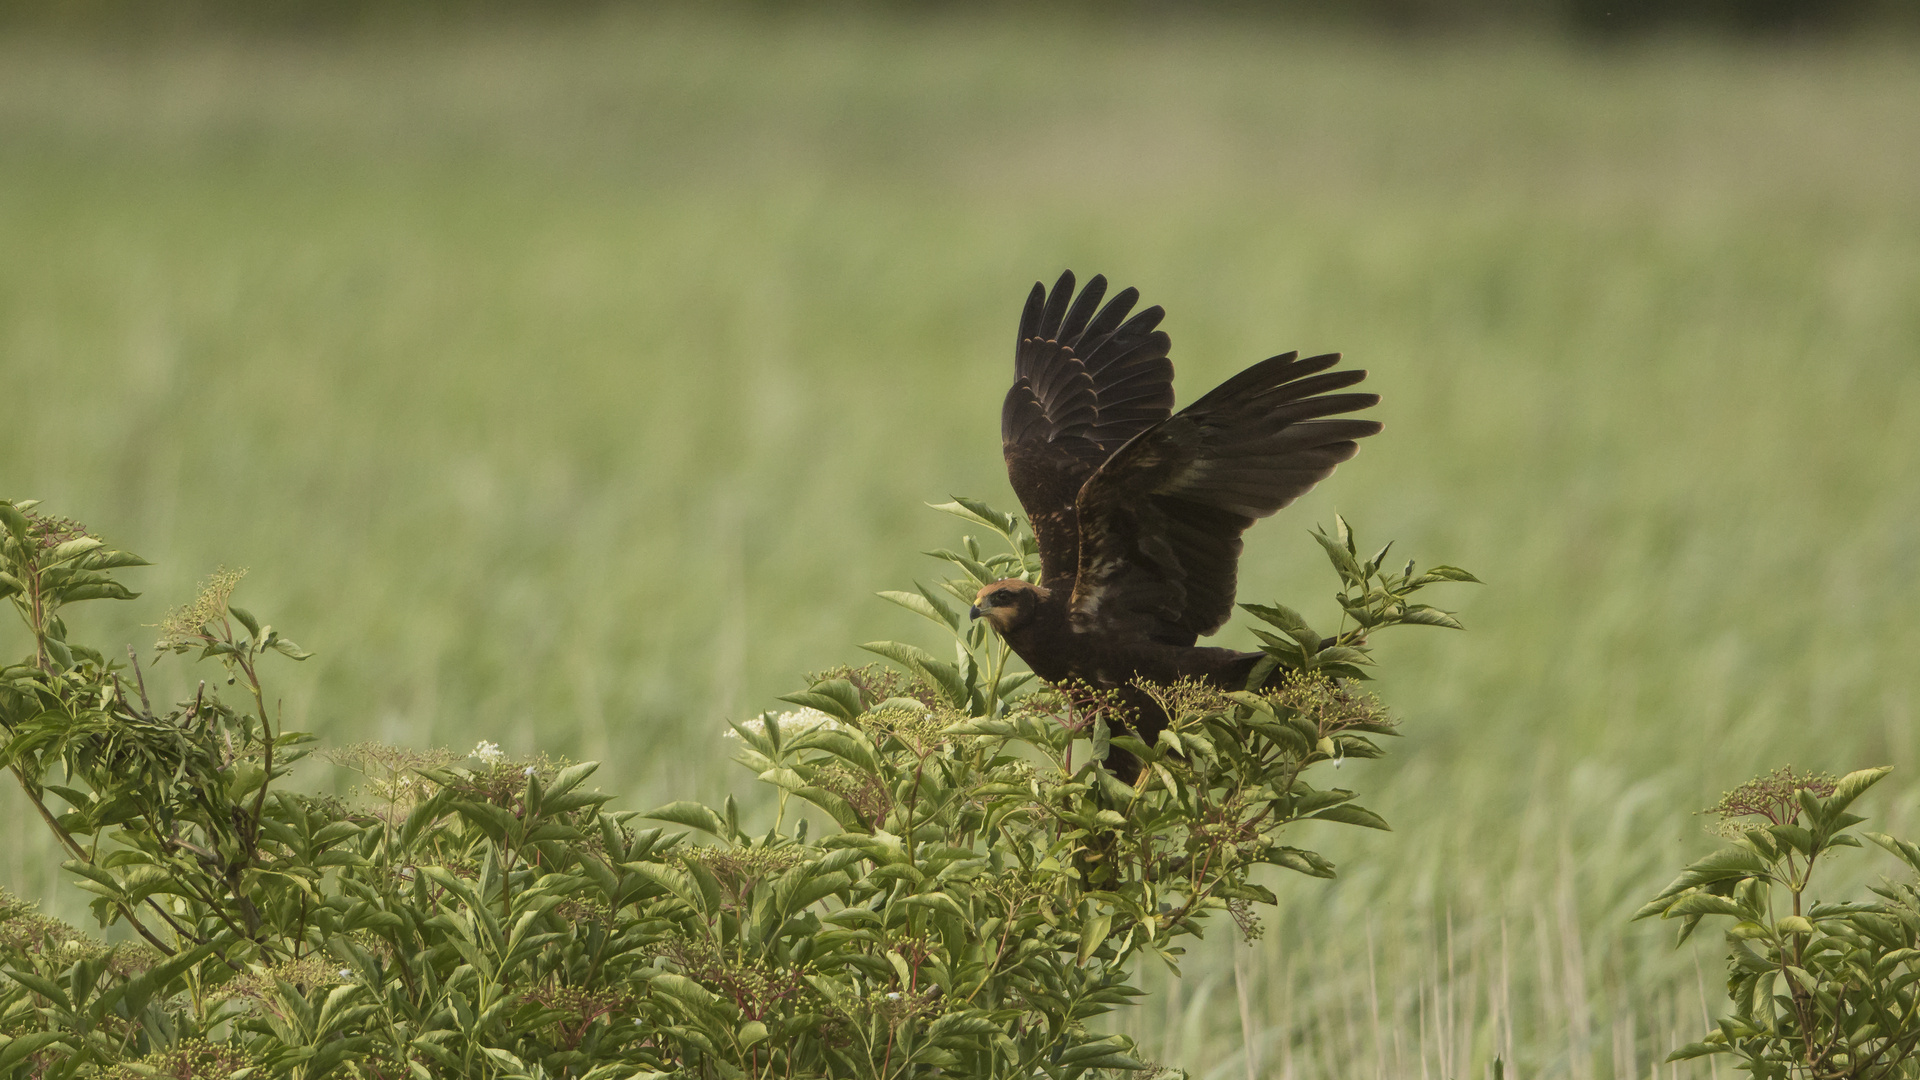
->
[968,270,1382,779]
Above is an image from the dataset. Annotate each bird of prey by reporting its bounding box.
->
[968,270,1382,778]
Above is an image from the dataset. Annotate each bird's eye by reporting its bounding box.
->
[991,590,1014,605]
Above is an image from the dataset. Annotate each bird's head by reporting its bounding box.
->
[970,579,1051,635]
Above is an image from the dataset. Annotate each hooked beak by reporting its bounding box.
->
[968,604,983,620]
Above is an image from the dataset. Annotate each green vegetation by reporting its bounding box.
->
[2,10,1918,1078]
[0,496,1468,1077]
[1639,767,1920,1078]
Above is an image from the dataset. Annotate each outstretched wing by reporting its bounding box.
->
[1069,352,1382,645]
[1001,270,1175,589]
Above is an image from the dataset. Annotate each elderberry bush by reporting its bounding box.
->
[0,496,1469,1079]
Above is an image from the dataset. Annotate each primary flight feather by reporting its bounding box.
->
[970,270,1382,778]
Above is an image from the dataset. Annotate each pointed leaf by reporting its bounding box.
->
[879,590,960,633]
[1310,803,1391,831]
[929,498,1018,537]
[1828,766,1891,818]
[643,801,729,837]
[1398,606,1465,630]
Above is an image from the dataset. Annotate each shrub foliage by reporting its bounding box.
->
[0,495,1471,1078]
[1641,767,1920,1080]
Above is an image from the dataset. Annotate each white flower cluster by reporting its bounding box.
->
[471,740,504,765]
[724,707,843,739]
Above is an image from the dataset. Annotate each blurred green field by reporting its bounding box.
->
[4,11,1919,1078]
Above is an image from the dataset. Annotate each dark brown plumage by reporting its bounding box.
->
[970,270,1382,779]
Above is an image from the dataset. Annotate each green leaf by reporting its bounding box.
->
[1364,540,1394,575]
[1248,627,1308,660]
[780,678,864,722]
[1770,823,1813,855]
[1313,646,1372,666]
[1868,831,1920,876]
[1070,1052,1151,1071]
[928,1012,1002,1038]
[268,636,313,660]
[1240,602,1320,643]
[62,859,121,896]
[0,502,30,542]
[1638,847,1771,919]
[857,638,937,671]
[55,582,139,603]
[1274,847,1337,879]
[3,969,70,1009]
[625,862,702,911]
[230,605,263,637]
[1397,605,1465,630]
[885,585,964,633]
[793,729,883,778]
[899,891,970,921]
[47,537,103,562]
[1663,892,1746,919]
[861,640,968,706]
[929,498,1018,537]
[923,548,1000,586]
[643,801,729,837]
[1313,528,1363,583]
[545,760,601,801]
[0,1033,70,1074]
[1827,766,1891,818]
[1057,1036,1133,1066]
[96,941,219,1019]
[1310,803,1391,831]
[1077,908,1114,965]
[83,550,150,570]
[481,1047,529,1073]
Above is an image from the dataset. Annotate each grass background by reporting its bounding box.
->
[3,11,1918,1078]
